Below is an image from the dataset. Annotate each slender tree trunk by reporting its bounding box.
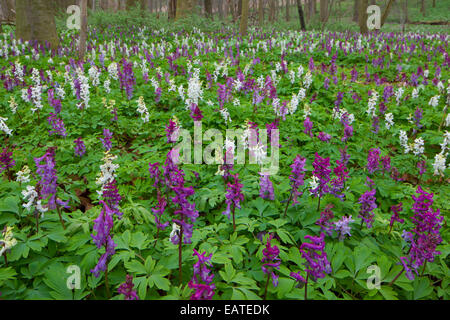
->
[358,0,368,34]
[258,0,264,25]
[205,0,212,18]
[286,0,290,21]
[420,0,425,16]
[79,0,88,60]
[320,0,328,22]
[380,0,395,27]
[296,0,306,30]
[168,0,177,19]
[352,0,358,22]
[239,0,249,35]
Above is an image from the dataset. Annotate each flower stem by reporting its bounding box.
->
[232,205,236,231]
[283,189,293,218]
[389,267,404,287]
[153,227,160,249]
[304,273,309,300]
[179,224,183,284]
[263,273,270,300]
[104,242,111,299]
[56,204,66,230]
[420,260,427,277]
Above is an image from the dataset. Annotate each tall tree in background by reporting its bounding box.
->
[269,0,275,22]
[16,0,59,49]
[204,0,212,19]
[352,0,358,22]
[79,0,88,60]
[258,0,263,25]
[320,0,328,22]
[380,0,395,27]
[169,0,177,20]
[296,0,306,31]
[239,0,248,35]
[176,0,194,19]
[285,0,290,21]
[358,0,368,34]
[0,0,15,32]
[420,0,425,16]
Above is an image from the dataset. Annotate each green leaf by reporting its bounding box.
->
[413,278,433,300]
[124,260,147,275]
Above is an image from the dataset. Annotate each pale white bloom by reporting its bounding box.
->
[55,86,66,100]
[399,130,410,154]
[412,138,425,157]
[432,152,447,177]
[0,116,12,135]
[107,62,118,80]
[429,95,440,107]
[412,88,419,99]
[169,223,180,240]
[303,71,312,89]
[22,185,38,211]
[309,176,319,193]
[219,108,232,124]
[385,113,394,130]
[178,85,185,102]
[232,98,240,107]
[136,96,150,123]
[16,166,31,183]
[88,66,100,87]
[96,152,119,195]
[424,70,429,78]
[446,113,450,127]
[367,91,378,118]
[440,131,450,153]
[8,96,17,114]
[104,78,111,94]
[0,227,17,257]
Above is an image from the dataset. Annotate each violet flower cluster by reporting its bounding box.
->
[367,148,380,174]
[188,249,215,300]
[74,138,86,157]
[315,204,335,236]
[261,234,281,287]
[47,113,67,138]
[0,147,15,175]
[311,153,331,198]
[91,200,117,278]
[358,189,377,229]
[34,148,58,210]
[329,160,349,200]
[100,128,113,151]
[222,173,244,220]
[400,186,443,280]
[259,174,274,200]
[118,274,139,300]
[299,233,332,282]
[289,155,307,205]
[334,215,355,240]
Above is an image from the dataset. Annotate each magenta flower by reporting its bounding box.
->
[34,148,58,210]
[74,138,86,157]
[358,189,377,229]
[299,233,331,282]
[311,153,331,198]
[102,179,123,219]
[303,117,313,137]
[367,148,380,174]
[91,200,117,278]
[118,275,139,300]
[222,173,244,226]
[400,186,443,280]
[317,132,331,142]
[329,160,349,200]
[259,174,274,200]
[289,155,307,205]
[261,234,281,287]
[100,128,113,151]
[118,59,136,100]
[315,204,335,236]
[0,147,15,175]
[389,202,404,232]
[165,119,180,144]
[188,249,215,300]
[47,113,67,137]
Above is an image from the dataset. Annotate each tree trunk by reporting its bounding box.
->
[352,0,358,22]
[239,0,248,35]
[380,0,395,27]
[286,0,290,21]
[168,0,177,19]
[296,0,306,30]
[176,0,194,19]
[358,0,368,34]
[269,0,275,22]
[79,0,88,60]
[258,0,263,25]
[205,0,212,18]
[16,0,59,49]
[320,0,328,22]
[420,0,425,16]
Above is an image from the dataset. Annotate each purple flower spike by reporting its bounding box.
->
[118,275,139,300]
